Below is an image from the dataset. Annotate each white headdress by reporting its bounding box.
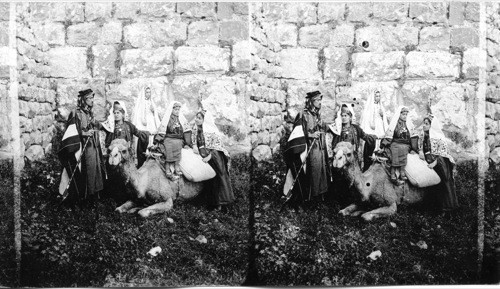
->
[132,86,160,133]
[328,103,357,135]
[384,105,417,139]
[101,100,128,133]
[158,101,191,133]
[421,114,455,163]
[360,90,389,138]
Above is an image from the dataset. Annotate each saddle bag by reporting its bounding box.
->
[404,153,441,188]
[179,148,216,182]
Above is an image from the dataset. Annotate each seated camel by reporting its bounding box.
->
[332,141,425,222]
[107,139,203,218]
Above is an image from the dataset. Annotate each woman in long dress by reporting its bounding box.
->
[420,115,459,212]
[157,101,192,179]
[360,90,389,171]
[381,106,419,185]
[132,86,160,166]
[192,109,235,209]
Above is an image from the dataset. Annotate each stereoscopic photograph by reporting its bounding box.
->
[0,1,498,287]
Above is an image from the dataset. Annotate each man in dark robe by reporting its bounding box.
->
[58,89,106,204]
[283,91,330,207]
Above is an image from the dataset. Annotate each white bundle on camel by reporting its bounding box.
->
[404,153,440,188]
[179,148,216,182]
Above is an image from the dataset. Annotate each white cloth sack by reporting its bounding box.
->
[179,148,216,182]
[404,153,441,188]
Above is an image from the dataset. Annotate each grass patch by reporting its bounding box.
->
[252,154,479,286]
[20,153,250,287]
[481,163,500,283]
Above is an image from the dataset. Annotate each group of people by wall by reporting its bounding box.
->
[283,90,459,213]
[57,88,235,210]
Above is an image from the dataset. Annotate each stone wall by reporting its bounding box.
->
[486,3,500,168]
[23,2,251,157]
[0,2,12,152]
[250,2,481,163]
[16,3,57,162]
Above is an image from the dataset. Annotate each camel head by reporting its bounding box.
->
[332,142,355,169]
[108,139,131,166]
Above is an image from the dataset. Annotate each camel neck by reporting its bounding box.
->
[346,162,363,194]
[120,160,138,186]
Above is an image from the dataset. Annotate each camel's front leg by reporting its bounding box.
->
[116,200,138,214]
[138,198,173,218]
[339,203,365,216]
[361,202,397,222]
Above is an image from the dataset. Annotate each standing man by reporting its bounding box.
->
[58,89,106,204]
[284,90,330,208]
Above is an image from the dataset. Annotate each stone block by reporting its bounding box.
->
[19,116,32,133]
[124,23,154,48]
[232,41,251,72]
[274,23,297,47]
[140,2,176,18]
[449,2,465,25]
[0,3,8,21]
[351,52,405,81]
[218,2,248,20]
[220,21,249,44]
[451,27,479,49]
[299,24,330,48]
[28,3,55,21]
[279,48,320,80]
[177,2,217,19]
[97,21,122,45]
[324,47,349,80]
[463,48,481,79]
[418,27,451,52]
[25,145,44,162]
[465,3,479,22]
[409,2,448,24]
[85,2,112,21]
[175,46,230,73]
[355,25,419,52]
[67,23,99,47]
[114,2,140,19]
[318,3,345,23]
[491,147,500,164]
[187,21,219,46]
[406,51,460,79]
[372,3,409,22]
[92,45,117,79]
[346,3,372,22]
[329,24,354,47]
[0,22,8,46]
[252,144,272,161]
[151,20,188,46]
[486,117,498,135]
[30,130,42,145]
[32,22,65,46]
[55,79,106,119]
[62,2,85,22]
[47,47,90,78]
[120,47,174,78]
[284,3,317,24]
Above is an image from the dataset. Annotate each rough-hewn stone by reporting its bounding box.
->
[463,48,481,79]
[355,25,419,52]
[0,22,9,46]
[220,21,249,44]
[465,3,480,22]
[279,48,320,80]
[418,27,451,52]
[372,3,409,22]
[0,3,9,21]
[92,45,117,79]
[299,24,330,48]
[451,27,479,49]
[232,41,251,72]
[177,2,217,19]
[274,23,297,47]
[409,2,448,24]
[67,23,99,47]
[406,51,461,79]
[324,47,349,80]
[140,2,176,18]
[97,21,122,45]
[152,20,188,46]
[217,3,249,20]
[120,47,174,78]
[187,21,219,46]
[175,47,230,73]
[252,144,272,161]
[449,2,465,26]
[47,47,90,79]
[351,52,405,81]
[85,2,112,21]
[318,3,345,23]
[32,22,65,46]
[114,2,140,19]
[284,3,317,25]
[124,23,154,48]
[329,24,354,47]
[347,3,372,22]
[25,145,44,162]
